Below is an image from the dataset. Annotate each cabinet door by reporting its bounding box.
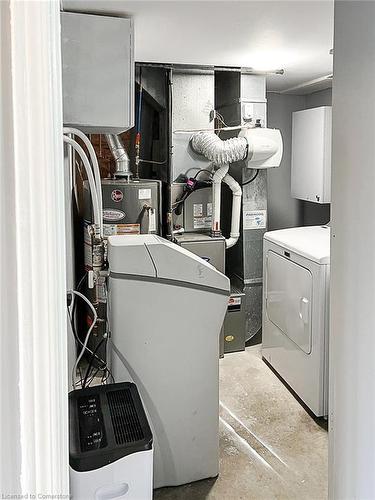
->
[291,106,332,203]
[61,12,134,133]
[265,251,312,354]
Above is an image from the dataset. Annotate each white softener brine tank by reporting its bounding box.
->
[107,234,230,488]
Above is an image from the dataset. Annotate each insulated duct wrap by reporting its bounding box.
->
[191,132,248,165]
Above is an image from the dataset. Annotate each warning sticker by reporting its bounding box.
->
[193,203,203,217]
[139,188,152,200]
[228,296,241,306]
[204,216,212,228]
[193,218,205,229]
[103,223,140,237]
[193,216,211,230]
[243,209,267,230]
[117,224,140,235]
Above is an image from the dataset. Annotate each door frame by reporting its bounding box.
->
[0,0,68,495]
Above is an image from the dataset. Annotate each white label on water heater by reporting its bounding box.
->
[243,207,267,230]
[228,296,241,306]
[139,188,152,200]
[103,209,125,222]
[103,224,118,237]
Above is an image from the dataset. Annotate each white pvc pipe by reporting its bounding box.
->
[212,164,229,233]
[223,174,242,249]
[211,165,242,249]
[192,132,245,249]
[63,136,102,238]
[63,127,103,235]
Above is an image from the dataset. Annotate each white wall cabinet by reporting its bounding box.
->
[291,106,332,204]
[61,12,134,133]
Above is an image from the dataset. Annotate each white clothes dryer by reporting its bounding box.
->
[262,226,330,416]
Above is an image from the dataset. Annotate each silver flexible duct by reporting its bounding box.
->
[191,131,246,249]
[191,132,248,165]
[105,134,131,178]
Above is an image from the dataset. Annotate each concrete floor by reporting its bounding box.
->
[155,344,328,500]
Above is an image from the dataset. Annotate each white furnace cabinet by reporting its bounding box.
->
[291,106,332,203]
[61,12,134,133]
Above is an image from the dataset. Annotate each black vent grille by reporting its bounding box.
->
[107,388,145,445]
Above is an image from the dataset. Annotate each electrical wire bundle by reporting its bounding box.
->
[172,170,213,215]
[67,276,114,390]
[242,169,259,186]
[63,127,112,390]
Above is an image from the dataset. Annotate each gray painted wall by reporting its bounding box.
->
[266,92,305,230]
[303,88,332,226]
[267,88,332,230]
[306,88,332,108]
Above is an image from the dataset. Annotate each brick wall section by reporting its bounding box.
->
[89,131,132,179]
[73,131,132,215]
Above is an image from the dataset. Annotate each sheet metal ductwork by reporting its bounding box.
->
[105,134,131,178]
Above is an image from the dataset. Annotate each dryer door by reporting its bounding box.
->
[265,251,312,354]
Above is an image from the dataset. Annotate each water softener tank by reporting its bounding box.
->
[107,235,230,488]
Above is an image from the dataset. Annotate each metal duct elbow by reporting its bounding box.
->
[105,134,131,178]
[191,132,248,165]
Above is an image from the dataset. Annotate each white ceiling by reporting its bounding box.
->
[62,0,334,92]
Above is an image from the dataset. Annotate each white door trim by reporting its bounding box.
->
[330,1,375,498]
[0,0,68,495]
